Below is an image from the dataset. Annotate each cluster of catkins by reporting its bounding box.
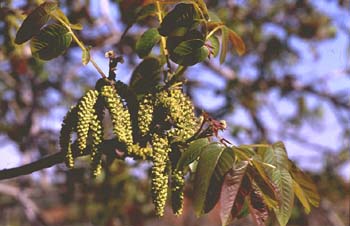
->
[59,79,200,216]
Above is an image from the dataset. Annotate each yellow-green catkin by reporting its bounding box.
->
[157,89,199,141]
[59,106,78,169]
[151,133,171,216]
[76,90,99,152]
[129,143,153,160]
[171,169,185,215]
[100,84,133,148]
[90,97,104,177]
[138,94,154,136]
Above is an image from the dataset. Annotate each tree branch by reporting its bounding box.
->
[0,138,127,181]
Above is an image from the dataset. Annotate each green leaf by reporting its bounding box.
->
[82,48,90,65]
[193,142,225,216]
[135,28,161,58]
[219,26,229,64]
[30,23,72,60]
[15,1,58,44]
[220,161,249,226]
[158,3,199,37]
[272,168,294,226]
[288,160,320,208]
[170,45,209,66]
[129,57,161,95]
[173,38,205,56]
[248,189,269,226]
[204,148,235,213]
[208,35,220,57]
[135,4,157,22]
[261,142,295,226]
[292,179,311,214]
[261,142,289,172]
[247,163,279,209]
[227,28,246,56]
[176,138,210,170]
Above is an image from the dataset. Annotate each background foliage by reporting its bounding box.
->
[0,0,349,225]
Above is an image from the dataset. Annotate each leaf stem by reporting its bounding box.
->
[156,1,172,74]
[53,14,107,78]
[206,25,226,39]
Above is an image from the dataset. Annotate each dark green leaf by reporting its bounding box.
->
[204,148,235,213]
[135,4,157,22]
[193,142,225,216]
[30,23,72,60]
[158,3,199,36]
[176,138,210,170]
[231,176,252,219]
[15,1,58,44]
[220,160,249,226]
[135,28,161,58]
[248,189,269,226]
[170,45,209,66]
[247,164,279,209]
[129,57,161,95]
[173,38,205,56]
[220,26,229,64]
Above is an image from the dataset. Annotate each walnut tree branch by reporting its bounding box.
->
[0,138,127,181]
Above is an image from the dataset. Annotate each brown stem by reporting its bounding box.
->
[0,139,127,181]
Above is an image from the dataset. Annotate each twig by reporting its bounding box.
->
[0,139,127,181]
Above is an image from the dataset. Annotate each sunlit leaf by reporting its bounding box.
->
[130,57,161,95]
[69,23,83,30]
[193,142,225,216]
[261,142,295,226]
[289,160,320,208]
[272,168,294,226]
[227,28,246,56]
[208,35,220,57]
[82,48,90,65]
[219,26,229,64]
[248,189,269,226]
[176,138,210,170]
[15,1,58,44]
[220,161,249,226]
[136,28,161,58]
[30,23,72,60]
[51,8,70,24]
[292,179,311,213]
